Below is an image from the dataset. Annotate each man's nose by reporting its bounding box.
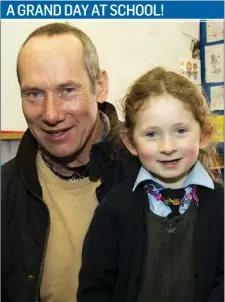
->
[42,93,64,125]
[159,136,177,155]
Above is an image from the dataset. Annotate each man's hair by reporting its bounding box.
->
[17,22,100,91]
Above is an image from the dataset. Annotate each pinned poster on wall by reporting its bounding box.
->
[179,58,201,85]
[200,21,224,172]
[210,86,224,111]
[206,21,224,43]
[205,43,224,83]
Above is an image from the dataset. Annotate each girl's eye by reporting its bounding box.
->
[146,131,158,138]
[176,128,187,135]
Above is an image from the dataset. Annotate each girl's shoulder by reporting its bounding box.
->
[214,181,224,205]
[213,182,224,202]
[102,178,137,204]
[214,181,224,191]
[197,182,224,219]
[99,177,145,218]
[198,181,223,198]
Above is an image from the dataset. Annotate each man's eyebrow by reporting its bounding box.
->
[21,86,42,93]
[21,81,82,93]
[56,81,82,89]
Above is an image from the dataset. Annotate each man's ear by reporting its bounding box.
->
[200,131,211,149]
[96,70,108,104]
[120,131,138,156]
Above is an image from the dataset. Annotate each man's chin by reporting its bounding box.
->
[43,144,90,166]
[37,132,92,165]
[45,147,77,160]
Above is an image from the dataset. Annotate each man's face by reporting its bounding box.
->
[19,34,103,161]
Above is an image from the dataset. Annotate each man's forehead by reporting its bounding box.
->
[19,34,84,60]
[17,33,90,89]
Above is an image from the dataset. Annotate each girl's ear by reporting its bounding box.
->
[200,131,211,149]
[120,131,138,156]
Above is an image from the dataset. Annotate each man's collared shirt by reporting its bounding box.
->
[133,161,214,217]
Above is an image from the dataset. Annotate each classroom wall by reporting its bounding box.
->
[1,20,199,131]
[1,140,20,165]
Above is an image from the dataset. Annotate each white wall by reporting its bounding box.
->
[1,20,199,131]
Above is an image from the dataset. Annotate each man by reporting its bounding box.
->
[2,22,126,302]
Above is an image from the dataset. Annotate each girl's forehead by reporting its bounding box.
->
[138,94,186,112]
[135,96,197,124]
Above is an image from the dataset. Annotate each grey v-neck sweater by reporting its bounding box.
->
[138,200,197,302]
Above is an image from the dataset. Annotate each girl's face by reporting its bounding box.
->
[124,94,208,188]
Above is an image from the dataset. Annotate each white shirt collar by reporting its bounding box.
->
[132,160,214,191]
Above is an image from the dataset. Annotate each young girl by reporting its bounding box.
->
[77,67,224,302]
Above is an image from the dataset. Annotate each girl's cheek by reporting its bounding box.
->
[137,148,155,159]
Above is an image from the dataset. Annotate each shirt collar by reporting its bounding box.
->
[132,160,214,191]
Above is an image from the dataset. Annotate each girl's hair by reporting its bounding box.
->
[119,66,219,180]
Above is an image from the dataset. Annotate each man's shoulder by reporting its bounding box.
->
[2,158,17,179]
[1,158,22,206]
[88,136,127,183]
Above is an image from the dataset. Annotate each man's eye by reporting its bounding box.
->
[176,128,187,134]
[65,88,75,93]
[23,91,43,101]
[63,88,77,95]
[59,87,78,100]
[30,92,41,97]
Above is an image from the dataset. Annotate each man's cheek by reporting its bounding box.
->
[61,99,81,113]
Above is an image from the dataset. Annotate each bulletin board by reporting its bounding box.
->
[200,21,224,172]
[200,21,224,123]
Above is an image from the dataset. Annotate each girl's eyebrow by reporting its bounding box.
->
[141,122,191,133]
[141,125,161,132]
[173,122,191,127]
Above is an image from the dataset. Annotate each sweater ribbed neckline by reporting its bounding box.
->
[36,152,99,191]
